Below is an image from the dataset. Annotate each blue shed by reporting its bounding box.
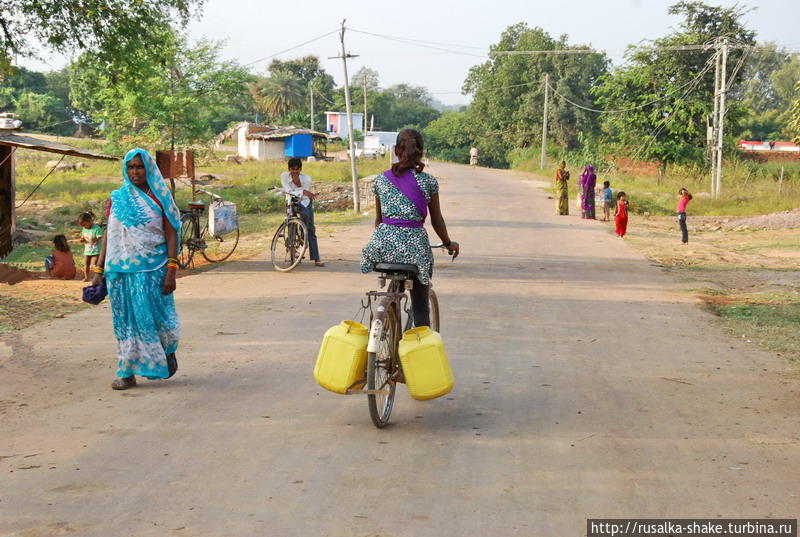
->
[284,134,313,157]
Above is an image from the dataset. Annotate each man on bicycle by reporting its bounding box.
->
[280,157,324,267]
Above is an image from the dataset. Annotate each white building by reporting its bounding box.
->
[325,112,364,140]
[214,122,326,161]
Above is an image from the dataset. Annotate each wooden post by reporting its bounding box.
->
[540,73,549,171]
[779,166,784,195]
[338,20,360,213]
[0,145,15,258]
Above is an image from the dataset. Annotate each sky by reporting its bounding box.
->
[19,0,800,106]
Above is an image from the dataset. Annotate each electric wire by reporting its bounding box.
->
[243,29,339,67]
[15,154,66,209]
[545,52,716,114]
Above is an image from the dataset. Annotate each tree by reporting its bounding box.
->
[424,111,477,164]
[253,56,336,126]
[71,29,252,148]
[0,65,73,134]
[593,2,756,170]
[789,81,800,143]
[463,23,608,167]
[0,0,202,65]
[351,67,380,91]
[735,43,799,140]
[249,70,304,120]
[14,91,69,131]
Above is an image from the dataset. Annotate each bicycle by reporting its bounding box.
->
[349,244,451,428]
[270,188,308,272]
[177,188,240,269]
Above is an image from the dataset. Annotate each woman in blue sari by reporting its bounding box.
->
[94,148,182,390]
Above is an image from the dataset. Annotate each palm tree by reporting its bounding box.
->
[249,70,304,121]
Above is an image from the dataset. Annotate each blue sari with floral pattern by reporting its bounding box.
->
[105,149,181,379]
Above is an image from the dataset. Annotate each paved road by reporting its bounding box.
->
[1,163,798,536]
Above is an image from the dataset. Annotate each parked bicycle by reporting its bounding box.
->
[270,188,308,272]
[177,188,240,269]
[349,244,452,428]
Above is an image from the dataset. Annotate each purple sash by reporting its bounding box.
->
[382,168,427,228]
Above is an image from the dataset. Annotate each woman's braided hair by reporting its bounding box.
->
[392,128,425,175]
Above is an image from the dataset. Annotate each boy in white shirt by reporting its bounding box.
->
[280,158,324,266]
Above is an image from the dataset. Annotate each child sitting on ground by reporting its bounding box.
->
[615,191,629,238]
[45,235,77,280]
[77,211,103,281]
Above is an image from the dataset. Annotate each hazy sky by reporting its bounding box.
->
[21,0,800,106]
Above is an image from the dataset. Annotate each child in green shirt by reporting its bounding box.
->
[78,211,103,281]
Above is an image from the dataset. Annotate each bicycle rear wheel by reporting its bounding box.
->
[177,213,195,269]
[367,302,399,428]
[271,218,308,272]
[202,225,239,263]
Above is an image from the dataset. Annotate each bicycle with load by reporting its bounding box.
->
[177,188,240,269]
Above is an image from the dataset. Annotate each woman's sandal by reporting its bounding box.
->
[111,376,136,390]
[166,353,178,379]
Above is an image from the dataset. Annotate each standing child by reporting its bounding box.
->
[77,211,103,281]
[615,191,629,238]
[677,188,692,244]
[45,235,77,280]
[601,181,614,221]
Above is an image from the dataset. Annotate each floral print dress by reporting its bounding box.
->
[360,171,439,285]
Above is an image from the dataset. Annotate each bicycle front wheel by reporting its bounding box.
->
[367,302,399,428]
[177,213,196,269]
[202,226,239,263]
[271,218,308,272]
[428,288,440,332]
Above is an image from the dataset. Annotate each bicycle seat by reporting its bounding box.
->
[374,263,418,274]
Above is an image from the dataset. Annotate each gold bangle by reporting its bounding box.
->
[92,266,104,274]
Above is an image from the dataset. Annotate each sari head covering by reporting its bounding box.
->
[104,148,181,277]
[581,164,594,179]
[558,161,566,170]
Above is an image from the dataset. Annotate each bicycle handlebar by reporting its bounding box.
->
[271,187,302,200]
[196,188,222,200]
[431,242,457,260]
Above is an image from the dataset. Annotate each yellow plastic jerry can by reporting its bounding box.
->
[398,326,454,400]
[314,321,369,394]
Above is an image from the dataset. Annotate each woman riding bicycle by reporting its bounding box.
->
[360,129,460,327]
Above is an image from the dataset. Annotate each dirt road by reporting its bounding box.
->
[1,163,798,536]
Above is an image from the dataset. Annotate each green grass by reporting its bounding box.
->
[512,148,800,217]
[712,298,800,363]
[5,149,383,272]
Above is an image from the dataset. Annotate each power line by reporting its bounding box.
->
[545,56,716,114]
[629,54,718,162]
[348,28,487,58]
[15,154,65,209]
[243,29,339,67]
[349,28,486,51]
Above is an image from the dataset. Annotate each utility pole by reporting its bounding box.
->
[330,20,360,213]
[709,45,721,197]
[363,74,368,135]
[309,82,315,132]
[715,37,729,198]
[540,73,549,170]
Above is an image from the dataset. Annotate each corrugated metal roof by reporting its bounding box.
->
[246,126,328,141]
[0,133,118,160]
